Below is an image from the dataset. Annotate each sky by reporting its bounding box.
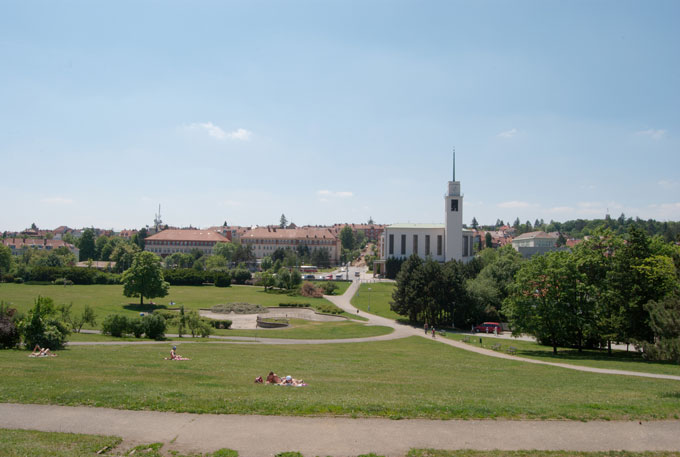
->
[1,0,679,232]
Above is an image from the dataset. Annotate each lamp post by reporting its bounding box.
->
[368,287,371,312]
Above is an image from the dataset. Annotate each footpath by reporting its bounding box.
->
[2,403,679,457]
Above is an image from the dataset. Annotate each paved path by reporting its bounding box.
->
[2,403,679,457]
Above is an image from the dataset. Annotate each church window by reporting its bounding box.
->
[463,235,469,257]
[389,234,394,255]
[437,235,442,256]
[451,199,458,212]
[413,235,418,254]
[400,234,406,255]
[425,235,430,255]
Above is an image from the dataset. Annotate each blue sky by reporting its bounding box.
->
[1,1,678,231]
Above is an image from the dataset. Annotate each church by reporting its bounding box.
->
[378,154,475,267]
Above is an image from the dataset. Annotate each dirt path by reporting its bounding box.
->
[2,403,679,457]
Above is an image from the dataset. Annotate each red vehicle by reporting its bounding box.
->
[474,322,502,334]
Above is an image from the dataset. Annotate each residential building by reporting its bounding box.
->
[511,231,560,258]
[239,227,341,264]
[144,229,229,257]
[2,238,79,259]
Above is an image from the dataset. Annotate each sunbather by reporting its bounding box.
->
[165,346,190,360]
[266,371,282,384]
[29,344,56,357]
[280,375,307,386]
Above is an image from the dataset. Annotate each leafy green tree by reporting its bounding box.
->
[205,255,228,271]
[391,255,425,323]
[260,256,273,271]
[0,244,12,278]
[122,252,170,306]
[0,302,20,348]
[339,226,355,251]
[503,251,592,353]
[110,243,140,273]
[19,296,70,349]
[186,310,212,337]
[484,232,493,248]
[232,243,255,264]
[640,293,680,362]
[78,228,96,261]
[213,242,237,263]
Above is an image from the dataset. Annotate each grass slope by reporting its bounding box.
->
[2,337,679,420]
[445,333,680,377]
[350,283,401,320]
[0,428,121,457]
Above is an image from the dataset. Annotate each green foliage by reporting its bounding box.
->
[143,313,167,340]
[384,257,405,279]
[100,314,130,337]
[0,302,21,348]
[214,271,232,287]
[21,266,119,285]
[77,228,96,261]
[260,255,273,271]
[278,302,310,307]
[163,268,208,285]
[339,225,355,251]
[110,242,140,272]
[0,244,12,275]
[19,296,70,349]
[211,303,267,314]
[640,293,680,362]
[122,252,170,305]
[315,303,343,314]
[185,310,212,337]
[320,281,338,295]
[276,452,302,457]
[231,268,252,285]
[164,252,195,269]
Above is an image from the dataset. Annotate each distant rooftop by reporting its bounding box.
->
[387,223,445,229]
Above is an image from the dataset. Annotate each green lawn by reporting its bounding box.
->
[0,283,351,325]
[444,333,680,377]
[350,282,401,320]
[0,428,121,457]
[2,337,679,420]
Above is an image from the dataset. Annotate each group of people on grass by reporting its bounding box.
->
[254,371,307,387]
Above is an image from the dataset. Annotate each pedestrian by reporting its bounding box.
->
[431,327,436,339]
[424,322,428,334]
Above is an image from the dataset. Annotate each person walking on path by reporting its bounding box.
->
[424,322,428,334]
[431,327,436,339]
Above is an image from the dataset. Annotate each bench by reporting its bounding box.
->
[506,346,517,355]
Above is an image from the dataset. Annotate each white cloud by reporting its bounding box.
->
[497,200,532,209]
[498,128,518,139]
[658,180,678,190]
[317,190,353,198]
[186,122,252,141]
[41,197,74,205]
[636,129,666,140]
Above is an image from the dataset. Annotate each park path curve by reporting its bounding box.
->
[1,403,679,457]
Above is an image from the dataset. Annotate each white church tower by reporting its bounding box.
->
[444,149,463,261]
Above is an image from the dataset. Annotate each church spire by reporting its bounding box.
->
[452,147,456,181]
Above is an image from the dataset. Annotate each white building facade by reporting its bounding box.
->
[380,156,474,264]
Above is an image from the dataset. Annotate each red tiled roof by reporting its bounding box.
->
[145,229,229,242]
[3,238,75,249]
[240,227,338,240]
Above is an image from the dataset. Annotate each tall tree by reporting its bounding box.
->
[339,226,355,251]
[279,214,288,228]
[485,232,493,249]
[122,252,170,306]
[471,217,479,230]
[78,228,96,261]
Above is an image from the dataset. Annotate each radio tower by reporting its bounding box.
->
[154,204,163,232]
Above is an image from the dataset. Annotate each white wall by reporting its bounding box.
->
[383,227,446,262]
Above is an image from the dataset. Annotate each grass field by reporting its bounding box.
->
[350,282,401,320]
[2,336,679,420]
[444,333,680,377]
[0,283,358,325]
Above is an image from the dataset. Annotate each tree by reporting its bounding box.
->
[213,242,237,263]
[640,293,680,362]
[503,251,591,354]
[471,217,479,230]
[122,252,170,306]
[0,244,12,279]
[19,296,70,349]
[260,256,273,271]
[280,214,288,228]
[133,228,148,250]
[513,218,520,228]
[78,228,96,261]
[0,302,20,349]
[110,243,140,273]
[339,226,355,251]
[485,232,493,249]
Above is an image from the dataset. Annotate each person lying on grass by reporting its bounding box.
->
[29,344,57,357]
[279,375,306,387]
[265,371,282,384]
[165,346,190,361]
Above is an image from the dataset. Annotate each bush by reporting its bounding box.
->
[300,282,323,298]
[278,303,310,308]
[19,296,70,349]
[321,282,338,295]
[127,317,146,338]
[214,271,232,287]
[210,320,232,329]
[143,314,166,340]
[231,268,252,285]
[163,269,208,286]
[0,303,20,349]
[14,277,24,284]
[153,310,178,324]
[316,303,343,315]
[101,314,130,337]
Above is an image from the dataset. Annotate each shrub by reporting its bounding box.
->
[321,282,338,295]
[278,302,310,308]
[101,314,130,337]
[0,302,20,349]
[153,310,178,324]
[127,317,146,338]
[143,314,167,340]
[163,268,208,286]
[210,320,232,329]
[316,303,343,315]
[300,282,323,298]
[231,268,252,285]
[14,277,23,284]
[19,296,70,349]
[214,271,232,287]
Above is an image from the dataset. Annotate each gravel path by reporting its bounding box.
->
[1,403,679,457]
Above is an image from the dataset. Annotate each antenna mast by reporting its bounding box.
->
[452,147,456,181]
